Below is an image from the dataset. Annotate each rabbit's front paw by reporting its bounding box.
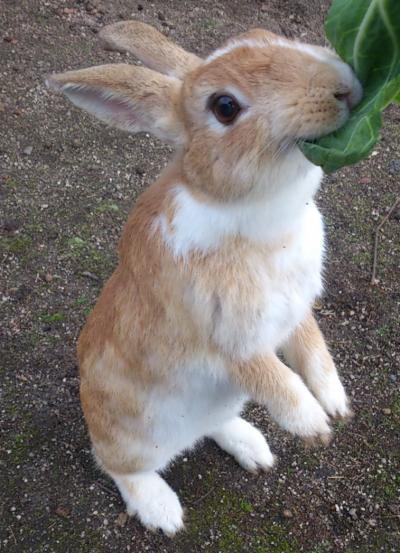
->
[276,374,331,445]
[313,371,352,421]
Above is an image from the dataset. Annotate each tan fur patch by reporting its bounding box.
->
[283,312,336,378]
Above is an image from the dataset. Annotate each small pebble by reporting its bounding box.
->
[349,508,357,520]
[23,146,33,155]
[283,509,293,518]
[55,506,70,518]
[388,159,400,174]
[115,512,128,527]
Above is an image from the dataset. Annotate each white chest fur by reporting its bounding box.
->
[159,159,325,359]
[198,202,324,359]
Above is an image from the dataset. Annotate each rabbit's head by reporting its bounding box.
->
[47,22,362,201]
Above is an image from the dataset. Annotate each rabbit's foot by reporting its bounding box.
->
[210,417,275,473]
[113,472,184,536]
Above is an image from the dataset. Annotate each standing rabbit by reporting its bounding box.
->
[47,22,361,535]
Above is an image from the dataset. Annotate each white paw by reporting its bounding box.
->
[277,374,331,444]
[315,372,352,419]
[117,473,184,536]
[211,417,275,473]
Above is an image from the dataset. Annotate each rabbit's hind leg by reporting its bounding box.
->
[110,470,184,536]
[89,416,185,535]
[208,416,275,473]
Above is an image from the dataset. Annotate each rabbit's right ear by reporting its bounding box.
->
[99,21,202,79]
[46,64,185,145]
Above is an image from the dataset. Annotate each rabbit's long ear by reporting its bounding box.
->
[46,64,185,145]
[99,21,202,79]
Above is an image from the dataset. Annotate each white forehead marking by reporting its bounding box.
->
[206,35,335,66]
[206,38,266,63]
[272,37,331,62]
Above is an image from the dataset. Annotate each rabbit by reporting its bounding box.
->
[46,21,362,536]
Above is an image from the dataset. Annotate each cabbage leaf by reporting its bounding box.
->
[300,0,400,173]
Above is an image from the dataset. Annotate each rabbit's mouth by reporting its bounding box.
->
[293,101,355,142]
[275,59,363,144]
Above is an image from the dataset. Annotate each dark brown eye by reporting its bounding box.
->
[211,95,241,125]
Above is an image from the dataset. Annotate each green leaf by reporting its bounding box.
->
[300,0,400,172]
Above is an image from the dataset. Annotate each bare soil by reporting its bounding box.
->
[1,1,399,552]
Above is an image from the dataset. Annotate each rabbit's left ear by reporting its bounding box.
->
[100,21,202,78]
[46,64,185,145]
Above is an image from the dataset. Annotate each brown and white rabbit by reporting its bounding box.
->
[46,22,362,535]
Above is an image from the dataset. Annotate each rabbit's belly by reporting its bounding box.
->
[147,360,246,456]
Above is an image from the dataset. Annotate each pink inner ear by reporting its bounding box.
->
[61,85,139,131]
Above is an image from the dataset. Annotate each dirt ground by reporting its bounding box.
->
[1,1,399,552]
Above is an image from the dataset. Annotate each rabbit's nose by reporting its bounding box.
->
[334,90,352,109]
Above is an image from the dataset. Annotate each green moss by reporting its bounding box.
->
[0,235,32,254]
[68,236,86,249]
[65,235,112,276]
[5,425,41,464]
[10,433,33,463]
[74,296,90,306]
[198,18,220,31]
[40,312,65,323]
[74,295,95,316]
[25,221,44,234]
[94,201,120,214]
[352,250,371,266]
[374,453,399,500]
[334,419,347,433]
[391,394,400,419]
[239,499,254,513]
[376,324,391,338]
[4,176,19,188]
[181,473,298,553]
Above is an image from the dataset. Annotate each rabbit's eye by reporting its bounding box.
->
[211,95,241,125]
